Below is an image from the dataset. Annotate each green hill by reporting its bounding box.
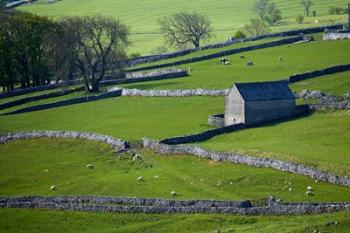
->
[18,0,349,54]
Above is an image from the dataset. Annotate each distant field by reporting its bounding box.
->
[1,209,350,233]
[18,0,349,54]
[121,39,350,90]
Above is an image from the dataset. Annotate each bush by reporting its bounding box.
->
[296,15,304,24]
[130,52,141,58]
[234,30,246,39]
[329,6,346,15]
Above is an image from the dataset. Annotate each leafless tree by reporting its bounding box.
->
[62,15,129,93]
[254,0,270,19]
[158,12,211,48]
[243,18,271,36]
[300,0,313,17]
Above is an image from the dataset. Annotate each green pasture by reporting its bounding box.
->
[201,110,350,176]
[121,39,350,90]
[1,209,350,233]
[0,96,222,141]
[1,138,350,202]
[18,0,349,54]
[290,71,350,96]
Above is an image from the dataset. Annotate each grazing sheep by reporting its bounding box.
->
[44,169,48,173]
[307,186,313,191]
[137,176,144,182]
[246,61,254,66]
[50,185,56,191]
[171,191,177,196]
[306,190,314,196]
[154,175,159,179]
[288,187,293,192]
[133,154,142,161]
[278,56,283,61]
[86,164,94,169]
[240,55,245,59]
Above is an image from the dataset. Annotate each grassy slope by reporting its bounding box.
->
[201,110,350,176]
[1,209,350,233]
[290,71,350,96]
[120,40,350,90]
[1,138,350,202]
[0,96,222,141]
[18,0,349,54]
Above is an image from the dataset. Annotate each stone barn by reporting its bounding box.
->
[224,80,296,126]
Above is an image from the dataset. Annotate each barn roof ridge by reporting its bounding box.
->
[233,80,295,102]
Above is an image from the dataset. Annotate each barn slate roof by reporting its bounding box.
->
[234,80,295,102]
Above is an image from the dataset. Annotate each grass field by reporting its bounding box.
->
[1,138,350,202]
[0,97,222,141]
[0,11,349,230]
[121,39,350,90]
[201,110,350,176]
[1,209,350,233]
[18,0,349,54]
[290,71,350,96]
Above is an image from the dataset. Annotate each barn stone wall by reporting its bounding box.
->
[224,86,245,126]
[244,99,296,126]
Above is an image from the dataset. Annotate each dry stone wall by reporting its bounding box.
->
[287,64,350,83]
[0,131,128,152]
[0,87,84,111]
[119,88,228,97]
[4,90,122,115]
[143,138,350,188]
[1,196,349,215]
[323,32,350,40]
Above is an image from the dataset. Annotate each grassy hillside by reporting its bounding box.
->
[18,0,349,54]
[201,110,350,176]
[0,97,222,141]
[1,138,350,202]
[1,209,350,233]
[121,39,350,90]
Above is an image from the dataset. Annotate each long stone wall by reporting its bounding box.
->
[287,64,350,83]
[129,36,305,72]
[1,196,349,215]
[126,25,342,67]
[3,90,123,115]
[310,102,350,110]
[0,87,85,111]
[323,32,350,40]
[0,69,188,100]
[160,124,245,145]
[119,88,229,97]
[143,138,350,188]
[0,131,128,152]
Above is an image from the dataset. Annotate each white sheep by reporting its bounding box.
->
[50,185,56,191]
[86,164,94,169]
[137,176,144,182]
[171,191,177,196]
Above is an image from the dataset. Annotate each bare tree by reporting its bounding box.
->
[62,15,129,93]
[264,3,282,25]
[158,12,211,48]
[254,0,270,19]
[243,18,271,36]
[300,0,313,17]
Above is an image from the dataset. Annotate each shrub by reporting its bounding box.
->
[329,6,346,15]
[234,30,246,39]
[296,15,304,24]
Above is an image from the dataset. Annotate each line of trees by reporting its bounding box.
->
[0,11,129,93]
